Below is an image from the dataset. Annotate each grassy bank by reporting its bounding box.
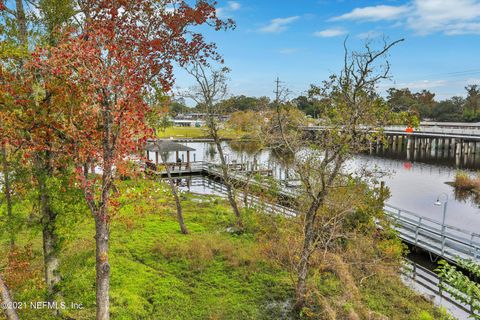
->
[2,178,452,319]
[156,126,248,139]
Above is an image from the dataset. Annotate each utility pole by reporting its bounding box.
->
[275,77,281,104]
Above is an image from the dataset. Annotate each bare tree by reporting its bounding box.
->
[0,274,19,320]
[157,145,189,235]
[266,38,404,311]
[183,62,242,226]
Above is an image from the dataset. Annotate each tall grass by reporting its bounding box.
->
[453,171,480,191]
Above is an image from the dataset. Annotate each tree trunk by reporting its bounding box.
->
[0,274,19,320]
[35,154,61,300]
[1,143,15,248]
[293,198,325,312]
[95,209,110,320]
[160,154,188,235]
[14,0,27,46]
[293,223,315,311]
[213,135,242,224]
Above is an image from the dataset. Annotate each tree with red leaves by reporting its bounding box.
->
[31,1,232,319]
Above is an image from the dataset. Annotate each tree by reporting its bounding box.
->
[267,39,404,312]
[227,110,263,133]
[292,95,321,118]
[431,97,465,122]
[145,90,188,235]
[157,144,189,235]
[0,273,19,320]
[169,100,191,117]
[387,88,436,119]
[1,0,78,302]
[416,89,436,118]
[32,1,232,319]
[183,62,242,226]
[464,85,480,122]
[218,95,270,113]
[0,0,29,252]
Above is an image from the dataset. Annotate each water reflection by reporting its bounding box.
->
[372,142,480,170]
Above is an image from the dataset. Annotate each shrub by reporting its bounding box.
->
[454,171,480,191]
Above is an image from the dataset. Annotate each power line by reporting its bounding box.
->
[418,68,480,79]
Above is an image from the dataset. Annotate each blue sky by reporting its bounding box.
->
[176,0,480,103]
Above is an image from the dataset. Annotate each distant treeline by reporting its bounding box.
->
[169,84,480,122]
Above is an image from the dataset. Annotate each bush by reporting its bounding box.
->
[454,171,480,191]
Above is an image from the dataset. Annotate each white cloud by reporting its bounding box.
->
[408,0,480,35]
[314,28,347,37]
[259,16,300,33]
[332,5,411,21]
[357,30,384,39]
[385,80,447,90]
[331,0,480,36]
[228,1,241,11]
[217,1,241,18]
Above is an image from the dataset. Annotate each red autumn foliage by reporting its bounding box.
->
[21,2,233,317]
[30,0,232,185]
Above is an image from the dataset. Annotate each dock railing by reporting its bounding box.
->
[401,260,479,318]
[384,204,480,262]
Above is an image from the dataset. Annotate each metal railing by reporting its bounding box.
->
[402,261,479,318]
[187,178,297,217]
[385,204,480,262]
[305,125,480,139]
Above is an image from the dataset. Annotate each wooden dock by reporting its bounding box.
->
[148,161,275,179]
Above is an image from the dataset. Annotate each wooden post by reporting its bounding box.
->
[187,151,190,169]
[155,152,159,165]
[176,150,179,170]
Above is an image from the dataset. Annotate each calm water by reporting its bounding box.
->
[149,140,480,234]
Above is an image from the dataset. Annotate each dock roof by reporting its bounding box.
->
[145,140,196,153]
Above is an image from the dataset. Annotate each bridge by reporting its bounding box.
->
[148,160,480,264]
[304,123,480,159]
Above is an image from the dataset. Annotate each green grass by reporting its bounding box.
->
[1,178,453,320]
[157,126,209,139]
[4,180,292,320]
[157,126,249,139]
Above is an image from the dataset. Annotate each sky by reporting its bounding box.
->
[175,0,480,103]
